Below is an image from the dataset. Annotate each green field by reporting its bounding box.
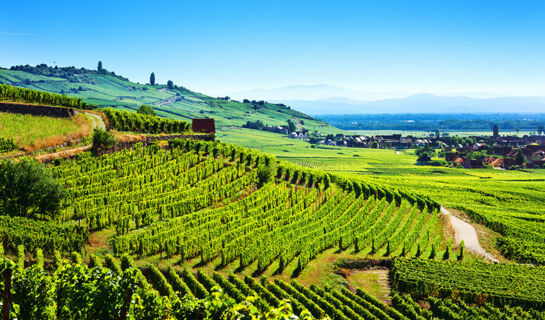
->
[3,73,545,318]
[0,112,90,151]
[219,127,545,264]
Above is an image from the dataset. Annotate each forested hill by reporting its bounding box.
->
[0,64,338,133]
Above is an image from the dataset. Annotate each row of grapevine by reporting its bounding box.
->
[103,108,191,134]
[0,83,97,110]
[391,257,545,309]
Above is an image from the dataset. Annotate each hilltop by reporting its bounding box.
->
[0,64,339,134]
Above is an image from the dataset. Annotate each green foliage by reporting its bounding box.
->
[515,148,526,166]
[0,83,97,110]
[150,72,155,85]
[104,108,190,134]
[0,158,67,219]
[91,128,116,154]
[392,257,545,309]
[137,104,156,116]
[257,163,275,187]
[287,119,297,133]
[0,137,17,152]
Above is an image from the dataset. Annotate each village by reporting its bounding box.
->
[286,124,545,169]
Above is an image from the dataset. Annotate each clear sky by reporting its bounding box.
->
[1,0,545,98]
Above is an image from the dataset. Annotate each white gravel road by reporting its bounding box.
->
[441,207,498,262]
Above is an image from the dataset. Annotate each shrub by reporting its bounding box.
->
[0,158,67,219]
[91,128,116,155]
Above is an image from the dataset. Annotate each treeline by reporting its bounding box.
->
[9,63,130,82]
[0,84,97,110]
[103,108,191,134]
[320,113,545,131]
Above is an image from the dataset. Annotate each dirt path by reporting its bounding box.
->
[35,112,104,161]
[79,111,106,130]
[441,207,498,262]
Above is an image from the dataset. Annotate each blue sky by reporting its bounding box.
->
[1,0,545,99]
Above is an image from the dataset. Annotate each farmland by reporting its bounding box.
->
[220,128,545,265]
[1,82,545,318]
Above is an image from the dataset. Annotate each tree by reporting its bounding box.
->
[91,128,117,155]
[538,125,544,135]
[416,143,434,157]
[0,158,67,219]
[167,80,174,89]
[137,104,156,116]
[287,119,297,133]
[515,149,526,166]
[435,128,440,138]
[97,61,103,73]
[150,72,156,85]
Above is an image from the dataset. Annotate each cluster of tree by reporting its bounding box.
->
[321,113,545,132]
[137,104,156,116]
[10,63,129,82]
[0,84,98,110]
[0,159,67,220]
[243,120,267,130]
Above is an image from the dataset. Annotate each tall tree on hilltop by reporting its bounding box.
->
[167,80,174,89]
[150,72,156,85]
[97,61,103,72]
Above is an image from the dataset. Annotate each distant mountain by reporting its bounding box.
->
[274,94,545,115]
[230,84,404,101]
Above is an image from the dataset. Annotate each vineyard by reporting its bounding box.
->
[2,249,545,320]
[39,139,442,276]
[1,81,545,317]
[391,258,545,309]
[220,129,545,268]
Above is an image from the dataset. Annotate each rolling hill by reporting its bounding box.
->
[0,64,339,134]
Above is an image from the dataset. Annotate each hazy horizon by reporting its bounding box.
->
[2,0,545,99]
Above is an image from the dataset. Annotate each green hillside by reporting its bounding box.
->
[0,64,339,133]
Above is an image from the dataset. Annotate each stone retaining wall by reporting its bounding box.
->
[0,102,76,117]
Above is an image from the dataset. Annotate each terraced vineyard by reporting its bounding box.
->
[44,139,443,275]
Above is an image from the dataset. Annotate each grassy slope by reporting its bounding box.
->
[0,112,90,151]
[0,68,340,134]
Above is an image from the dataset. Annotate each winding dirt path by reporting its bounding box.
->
[441,207,498,262]
[35,111,105,162]
[78,111,106,130]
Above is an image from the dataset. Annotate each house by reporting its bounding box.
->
[192,118,215,134]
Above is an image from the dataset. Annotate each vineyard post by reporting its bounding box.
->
[2,268,11,320]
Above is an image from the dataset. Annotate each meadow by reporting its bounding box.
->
[0,112,90,151]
